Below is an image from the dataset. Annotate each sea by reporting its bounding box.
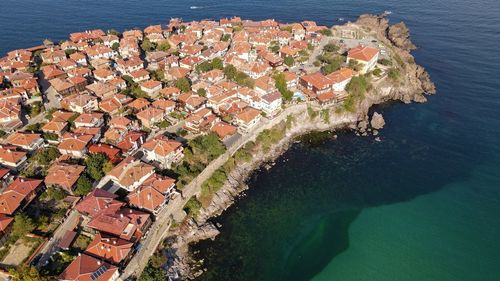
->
[1,0,499,280]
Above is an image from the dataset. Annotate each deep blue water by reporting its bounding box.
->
[2,0,500,280]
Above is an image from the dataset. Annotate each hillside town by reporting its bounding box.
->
[0,16,392,280]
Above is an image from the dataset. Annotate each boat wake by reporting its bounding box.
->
[190,6,202,9]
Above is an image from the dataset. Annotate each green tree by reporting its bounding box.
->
[157,41,171,51]
[175,77,191,92]
[9,264,54,281]
[42,132,59,141]
[211,58,223,70]
[0,130,6,138]
[269,44,280,53]
[85,153,109,181]
[11,213,36,239]
[284,56,294,67]
[150,253,167,268]
[221,34,231,42]
[183,196,202,217]
[29,147,60,166]
[140,38,155,52]
[321,56,343,75]
[150,69,165,81]
[74,175,93,196]
[223,64,238,80]
[111,42,120,52]
[139,264,166,281]
[26,122,44,132]
[103,161,114,174]
[319,29,333,36]
[346,75,369,98]
[197,88,207,97]
[64,49,77,56]
[377,58,392,66]
[195,61,212,73]
[274,73,293,101]
[348,59,362,71]
[46,186,67,201]
[323,43,339,53]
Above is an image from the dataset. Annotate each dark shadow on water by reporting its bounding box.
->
[281,210,361,281]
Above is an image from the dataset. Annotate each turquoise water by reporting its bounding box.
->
[1,0,500,280]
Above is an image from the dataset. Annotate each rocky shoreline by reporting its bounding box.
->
[161,13,436,280]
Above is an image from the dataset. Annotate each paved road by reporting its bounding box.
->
[34,210,80,268]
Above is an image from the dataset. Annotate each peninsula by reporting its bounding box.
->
[0,13,433,281]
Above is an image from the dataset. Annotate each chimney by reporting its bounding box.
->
[97,260,101,265]
[112,240,116,245]
[120,213,124,218]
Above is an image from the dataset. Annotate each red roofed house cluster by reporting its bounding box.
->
[0,15,387,280]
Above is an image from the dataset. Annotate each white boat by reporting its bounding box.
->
[338,17,345,21]
[190,6,200,9]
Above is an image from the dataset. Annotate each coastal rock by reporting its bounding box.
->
[416,65,437,94]
[355,14,389,36]
[358,120,368,133]
[373,130,379,136]
[370,112,385,129]
[388,22,416,51]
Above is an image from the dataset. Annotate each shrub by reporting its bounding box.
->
[346,75,369,99]
[183,196,202,217]
[378,58,392,66]
[388,68,401,81]
[286,115,294,129]
[321,109,330,124]
[307,106,318,120]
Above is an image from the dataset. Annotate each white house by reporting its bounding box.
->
[346,45,379,74]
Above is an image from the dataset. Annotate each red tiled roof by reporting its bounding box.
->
[75,189,124,218]
[347,45,379,62]
[0,214,14,233]
[59,253,118,281]
[0,177,42,215]
[85,233,133,264]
